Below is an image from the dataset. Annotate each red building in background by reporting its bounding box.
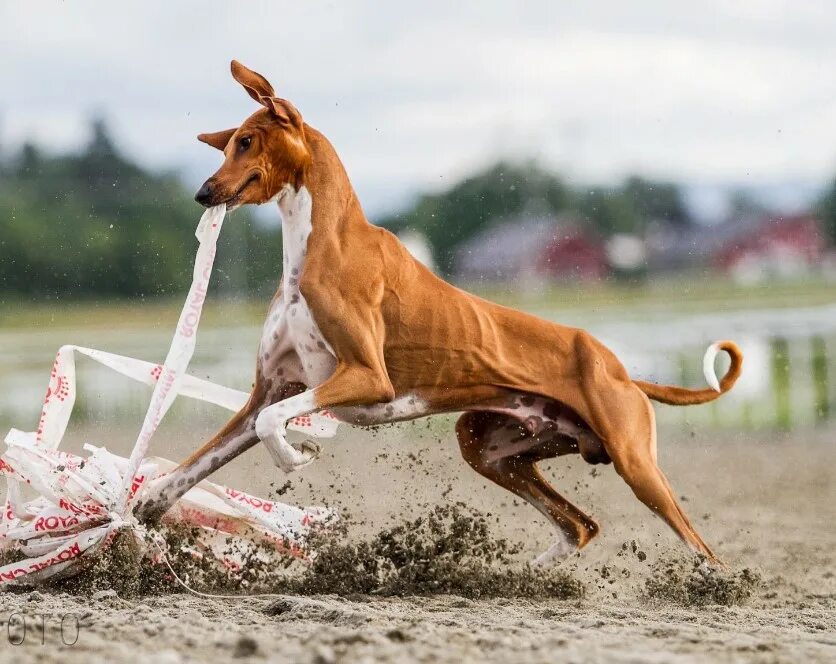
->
[454,215,607,283]
[646,212,827,282]
[711,214,825,282]
[538,230,608,281]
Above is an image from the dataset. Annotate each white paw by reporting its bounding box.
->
[290,438,321,467]
[262,431,316,473]
[532,537,577,567]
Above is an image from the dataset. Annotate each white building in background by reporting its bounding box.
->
[398,230,436,273]
[606,233,646,271]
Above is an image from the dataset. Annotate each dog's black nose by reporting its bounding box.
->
[194,181,214,206]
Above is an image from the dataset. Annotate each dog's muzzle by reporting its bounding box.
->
[194,181,215,207]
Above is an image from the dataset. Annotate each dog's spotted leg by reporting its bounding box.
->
[135,404,261,522]
[256,360,396,472]
[135,380,307,522]
[456,411,599,566]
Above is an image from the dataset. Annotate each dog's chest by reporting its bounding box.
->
[259,187,336,387]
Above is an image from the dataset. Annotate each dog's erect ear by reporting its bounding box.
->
[260,97,304,127]
[229,60,302,126]
[231,60,275,105]
[197,128,237,151]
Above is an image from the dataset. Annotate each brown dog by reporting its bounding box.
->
[138,61,743,566]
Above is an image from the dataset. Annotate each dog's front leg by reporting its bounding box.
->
[133,377,304,521]
[256,363,394,473]
[135,400,261,522]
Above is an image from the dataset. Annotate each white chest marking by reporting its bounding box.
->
[259,186,336,388]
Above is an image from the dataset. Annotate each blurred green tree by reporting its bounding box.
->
[817,177,836,243]
[2,132,702,295]
[728,189,768,218]
[578,188,642,237]
[0,119,282,300]
[377,161,691,274]
[622,176,691,226]
[377,161,573,273]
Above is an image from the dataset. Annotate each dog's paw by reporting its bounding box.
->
[289,438,321,468]
[262,432,317,473]
[532,537,577,567]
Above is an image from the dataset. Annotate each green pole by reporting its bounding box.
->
[812,336,829,423]
[771,337,791,431]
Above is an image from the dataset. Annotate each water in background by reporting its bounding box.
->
[2,303,834,436]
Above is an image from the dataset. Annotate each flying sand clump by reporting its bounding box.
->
[644,557,762,606]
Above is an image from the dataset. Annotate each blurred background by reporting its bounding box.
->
[2,1,836,441]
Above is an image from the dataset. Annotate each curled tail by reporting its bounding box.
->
[634,341,743,406]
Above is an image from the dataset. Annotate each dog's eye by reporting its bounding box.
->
[239,136,252,150]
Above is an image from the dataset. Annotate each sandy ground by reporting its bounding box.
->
[1,416,834,663]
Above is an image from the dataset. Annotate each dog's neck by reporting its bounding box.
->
[301,125,365,233]
[277,185,313,293]
[275,125,368,291]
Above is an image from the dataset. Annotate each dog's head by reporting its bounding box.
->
[194,61,311,209]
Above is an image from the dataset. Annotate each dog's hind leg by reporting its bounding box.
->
[456,411,599,566]
[602,393,722,565]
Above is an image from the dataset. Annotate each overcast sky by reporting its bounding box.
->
[2,1,835,217]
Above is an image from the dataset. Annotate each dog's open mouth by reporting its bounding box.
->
[226,173,260,209]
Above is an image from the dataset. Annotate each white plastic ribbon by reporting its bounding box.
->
[113,204,224,514]
[0,205,339,584]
